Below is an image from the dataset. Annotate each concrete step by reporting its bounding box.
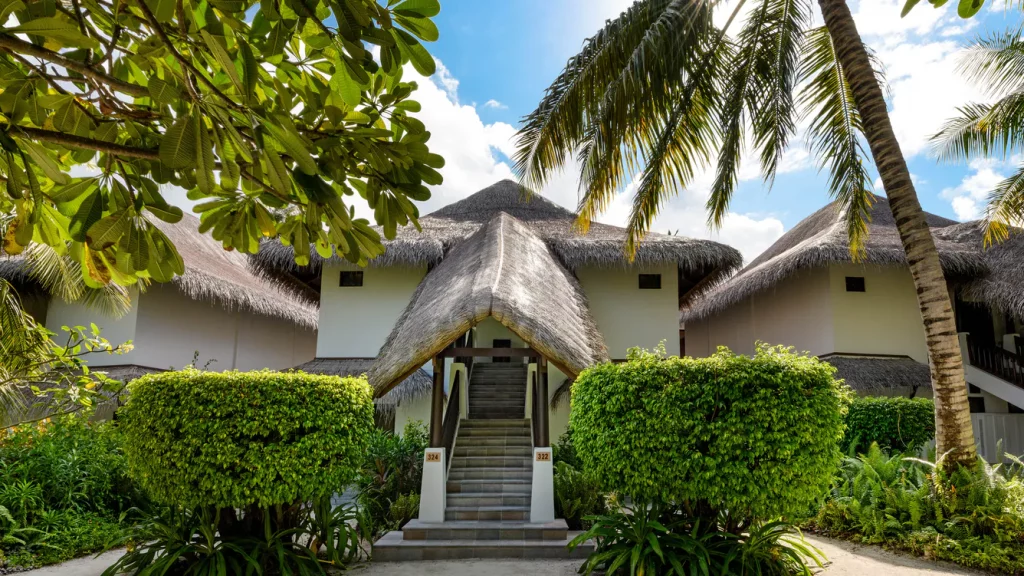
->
[447,467,531,482]
[447,493,530,508]
[458,427,531,437]
[455,436,531,447]
[459,419,528,428]
[453,445,532,458]
[446,505,529,521]
[469,412,527,420]
[450,456,531,469]
[447,479,532,494]
[400,519,568,541]
[373,530,593,561]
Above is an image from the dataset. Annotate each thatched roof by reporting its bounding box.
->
[293,357,432,415]
[819,354,931,393]
[367,213,609,398]
[253,180,742,292]
[683,195,988,321]
[934,221,1024,321]
[0,215,318,329]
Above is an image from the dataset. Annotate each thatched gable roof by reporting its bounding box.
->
[367,213,609,398]
[934,221,1024,321]
[253,180,741,287]
[1,215,318,330]
[683,195,986,321]
[820,354,931,393]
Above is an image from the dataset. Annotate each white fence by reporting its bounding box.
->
[972,414,1024,462]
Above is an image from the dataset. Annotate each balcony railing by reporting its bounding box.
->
[967,336,1024,388]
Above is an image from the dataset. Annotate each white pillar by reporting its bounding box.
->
[530,447,555,523]
[418,448,446,523]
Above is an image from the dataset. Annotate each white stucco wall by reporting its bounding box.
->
[686,268,833,358]
[829,264,928,362]
[395,396,431,437]
[316,264,426,358]
[45,285,316,371]
[45,291,141,366]
[577,264,681,359]
[474,317,528,363]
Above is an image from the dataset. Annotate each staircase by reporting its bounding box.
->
[374,362,591,561]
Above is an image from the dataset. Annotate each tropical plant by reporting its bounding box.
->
[844,396,935,455]
[901,0,990,19]
[0,0,444,292]
[553,461,606,530]
[356,421,427,539]
[515,0,978,469]
[933,18,1024,242]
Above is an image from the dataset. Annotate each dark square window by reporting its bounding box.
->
[968,383,981,395]
[969,397,986,413]
[339,271,364,287]
[845,276,866,292]
[1010,403,1024,414]
[639,274,662,290]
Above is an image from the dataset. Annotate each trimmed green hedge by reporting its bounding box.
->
[120,369,374,508]
[570,345,851,521]
[844,396,935,454]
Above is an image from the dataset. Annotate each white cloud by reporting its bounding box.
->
[939,158,1009,220]
[483,99,508,110]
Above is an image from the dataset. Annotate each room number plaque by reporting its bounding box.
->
[425,452,441,463]
[536,452,551,462]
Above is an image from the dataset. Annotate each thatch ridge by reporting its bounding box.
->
[683,196,986,322]
[820,354,931,393]
[0,215,318,329]
[252,180,742,283]
[367,212,609,398]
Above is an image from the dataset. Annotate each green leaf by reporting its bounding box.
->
[148,77,181,106]
[392,28,435,76]
[69,188,103,241]
[330,66,362,108]
[159,114,197,169]
[86,209,130,249]
[261,115,317,175]
[394,14,438,42]
[957,0,983,17]
[19,138,70,184]
[49,177,97,204]
[193,112,216,196]
[394,0,440,17]
[52,101,95,137]
[6,17,99,49]
[144,0,175,22]
[900,0,921,16]
[201,30,244,93]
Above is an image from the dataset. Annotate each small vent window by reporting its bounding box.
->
[339,271,364,287]
[845,276,866,292]
[969,397,986,413]
[639,274,662,290]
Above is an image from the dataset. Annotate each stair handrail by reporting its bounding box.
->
[441,370,462,469]
[967,334,1024,389]
[530,369,541,447]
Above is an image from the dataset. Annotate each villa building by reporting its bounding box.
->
[254,179,741,559]
[682,196,1024,461]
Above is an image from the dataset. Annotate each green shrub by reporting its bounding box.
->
[552,430,580,469]
[570,344,851,523]
[553,461,605,530]
[356,421,428,539]
[120,369,374,509]
[843,396,935,455]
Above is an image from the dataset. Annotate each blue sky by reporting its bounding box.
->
[390,0,1023,262]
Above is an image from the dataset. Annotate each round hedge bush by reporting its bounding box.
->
[844,396,935,454]
[570,344,851,521]
[120,369,374,508]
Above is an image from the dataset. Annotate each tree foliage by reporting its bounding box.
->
[0,0,443,289]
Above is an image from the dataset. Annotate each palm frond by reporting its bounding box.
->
[932,95,1024,161]
[958,24,1024,98]
[985,162,1024,245]
[797,26,874,258]
[0,279,47,416]
[23,243,134,318]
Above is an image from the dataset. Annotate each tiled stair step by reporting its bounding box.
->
[454,446,532,458]
[455,436,531,447]
[470,396,526,403]
[448,468,531,481]
[450,456,531,469]
[458,427,531,437]
[469,411,526,419]
[400,519,568,541]
[373,531,593,561]
[459,419,528,428]
[447,493,530,508]
[446,505,529,521]
[447,479,532,494]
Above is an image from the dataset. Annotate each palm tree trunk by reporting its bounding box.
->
[817,0,976,467]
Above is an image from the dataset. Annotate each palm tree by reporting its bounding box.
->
[515,0,977,467]
[933,22,1024,243]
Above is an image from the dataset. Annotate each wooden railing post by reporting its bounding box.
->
[429,356,444,448]
[537,357,549,447]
